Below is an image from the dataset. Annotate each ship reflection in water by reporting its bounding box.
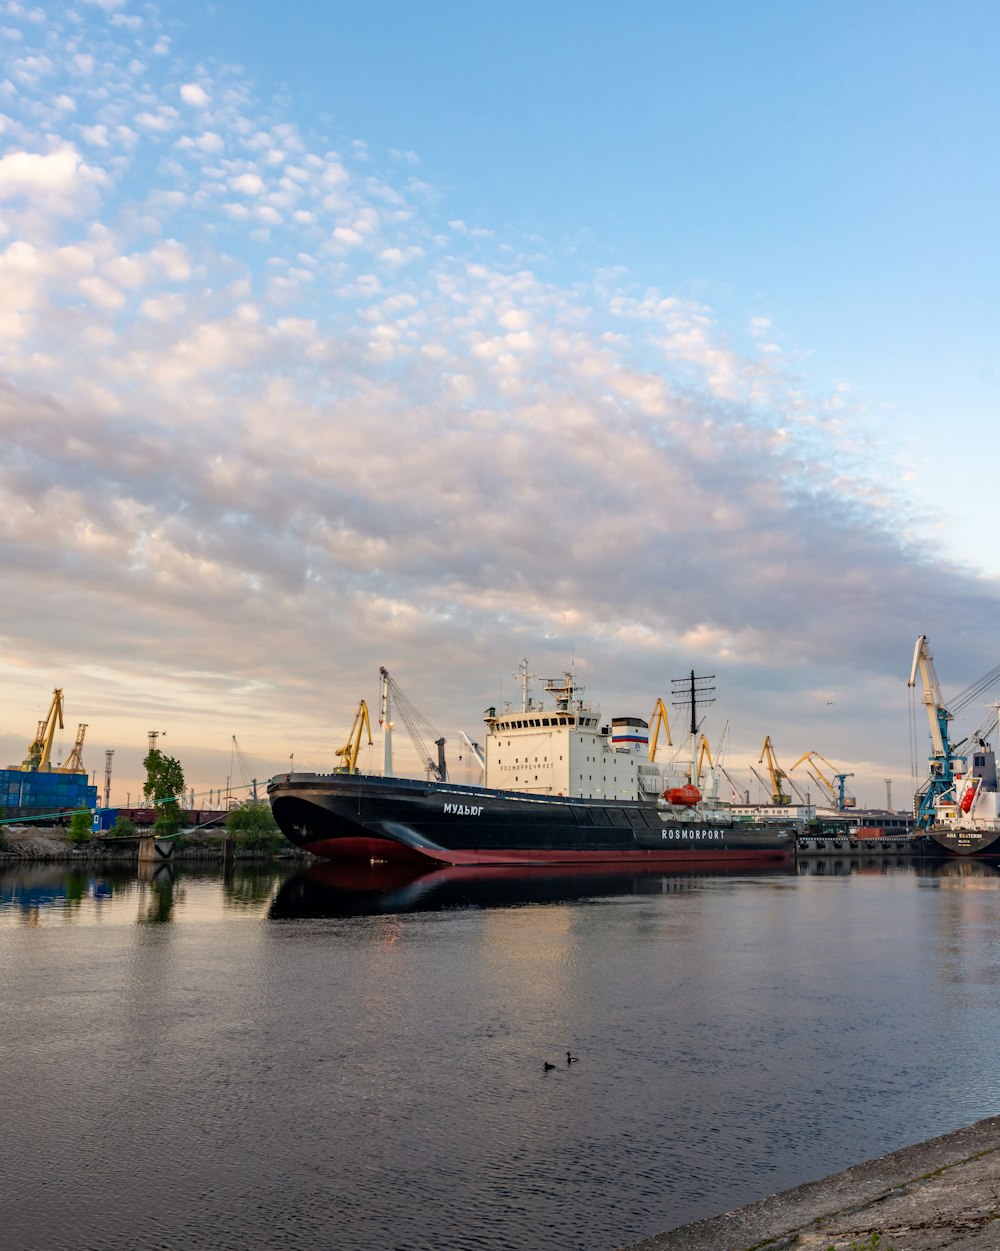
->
[796,855,1000,880]
[270,858,792,919]
[274,856,1000,919]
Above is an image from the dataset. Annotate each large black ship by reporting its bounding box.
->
[267,663,795,868]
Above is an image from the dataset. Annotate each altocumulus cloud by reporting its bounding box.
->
[0,0,996,796]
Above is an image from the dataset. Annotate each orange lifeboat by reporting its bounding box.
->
[663,784,701,807]
[961,784,977,813]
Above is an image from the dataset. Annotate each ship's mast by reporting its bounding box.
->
[671,670,715,785]
[379,665,393,777]
[515,658,538,713]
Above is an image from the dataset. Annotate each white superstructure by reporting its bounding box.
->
[483,664,662,800]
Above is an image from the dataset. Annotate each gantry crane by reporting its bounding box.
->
[334,701,374,774]
[21,688,65,772]
[790,750,855,810]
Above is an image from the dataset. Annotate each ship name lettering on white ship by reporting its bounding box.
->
[443,802,484,816]
[661,828,724,840]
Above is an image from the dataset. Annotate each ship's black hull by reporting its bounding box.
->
[920,826,1000,857]
[267,772,795,867]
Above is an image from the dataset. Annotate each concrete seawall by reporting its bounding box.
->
[617,1115,1000,1250]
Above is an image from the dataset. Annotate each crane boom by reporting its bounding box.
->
[459,731,485,769]
[648,698,673,762]
[719,763,748,804]
[908,634,951,758]
[231,736,261,800]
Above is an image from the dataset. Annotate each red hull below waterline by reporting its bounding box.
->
[267,772,796,869]
[301,833,792,868]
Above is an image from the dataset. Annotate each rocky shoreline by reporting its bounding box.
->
[0,823,309,864]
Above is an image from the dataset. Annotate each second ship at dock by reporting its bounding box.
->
[268,664,795,867]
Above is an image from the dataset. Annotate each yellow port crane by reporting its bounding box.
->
[20,688,65,772]
[58,723,88,774]
[758,736,792,805]
[790,750,855,810]
[696,733,713,784]
[334,700,373,774]
[648,698,673,762]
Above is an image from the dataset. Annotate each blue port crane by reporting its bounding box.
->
[908,634,959,829]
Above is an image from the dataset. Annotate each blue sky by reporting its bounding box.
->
[192,0,1000,546]
[1,0,999,806]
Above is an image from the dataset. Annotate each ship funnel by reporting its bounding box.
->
[610,717,649,755]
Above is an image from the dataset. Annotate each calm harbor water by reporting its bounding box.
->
[4,856,1000,1250]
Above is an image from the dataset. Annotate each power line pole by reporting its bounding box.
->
[671,670,715,783]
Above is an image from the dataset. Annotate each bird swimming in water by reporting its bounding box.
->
[566,1052,579,1064]
[543,1061,557,1071]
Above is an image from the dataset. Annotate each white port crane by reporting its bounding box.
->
[379,667,446,781]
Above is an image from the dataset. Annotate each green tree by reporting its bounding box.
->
[225,799,283,851]
[143,748,186,836]
[112,815,137,838]
[68,807,92,844]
